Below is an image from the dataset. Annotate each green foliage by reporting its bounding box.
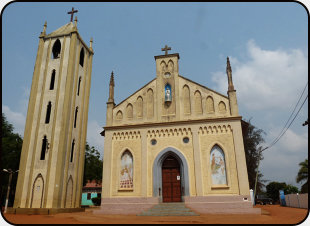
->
[284,184,299,194]
[266,182,286,203]
[1,113,23,206]
[91,197,101,206]
[266,182,299,203]
[242,119,267,194]
[296,159,308,193]
[83,143,103,185]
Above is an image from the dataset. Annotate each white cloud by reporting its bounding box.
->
[212,39,308,111]
[2,105,26,137]
[267,128,308,154]
[86,120,105,158]
[211,40,308,189]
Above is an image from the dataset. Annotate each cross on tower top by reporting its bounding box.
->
[67,7,78,22]
[161,45,171,55]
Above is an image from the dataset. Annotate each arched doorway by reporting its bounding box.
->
[152,147,190,202]
[162,155,181,202]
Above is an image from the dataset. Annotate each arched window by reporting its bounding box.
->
[74,107,78,128]
[218,101,227,113]
[79,48,84,67]
[126,104,133,119]
[165,84,172,102]
[119,150,133,189]
[40,136,48,160]
[52,39,61,59]
[50,70,56,90]
[183,85,191,115]
[210,145,227,185]
[77,77,81,96]
[137,96,143,118]
[70,139,75,162]
[194,90,202,114]
[116,110,123,121]
[206,96,215,113]
[147,89,154,119]
[45,101,52,124]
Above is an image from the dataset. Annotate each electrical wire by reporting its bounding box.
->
[265,91,308,151]
[269,82,308,148]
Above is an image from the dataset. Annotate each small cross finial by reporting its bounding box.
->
[67,7,78,22]
[161,45,171,55]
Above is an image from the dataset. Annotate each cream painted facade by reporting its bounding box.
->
[13,19,94,211]
[101,50,252,212]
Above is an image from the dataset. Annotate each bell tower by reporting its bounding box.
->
[13,12,94,213]
[154,45,180,121]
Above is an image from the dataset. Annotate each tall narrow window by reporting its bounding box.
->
[74,107,78,128]
[77,77,81,96]
[45,102,52,124]
[52,39,61,59]
[79,48,84,66]
[70,139,75,162]
[50,70,56,90]
[40,136,47,160]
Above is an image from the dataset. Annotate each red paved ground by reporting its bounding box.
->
[2,205,309,224]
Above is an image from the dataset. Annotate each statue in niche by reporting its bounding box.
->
[165,84,172,102]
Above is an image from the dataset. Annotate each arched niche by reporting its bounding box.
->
[210,145,227,185]
[119,150,134,189]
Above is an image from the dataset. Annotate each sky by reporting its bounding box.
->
[2,1,308,191]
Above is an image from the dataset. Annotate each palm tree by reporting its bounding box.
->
[296,159,308,193]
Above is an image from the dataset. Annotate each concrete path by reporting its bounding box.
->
[137,202,199,216]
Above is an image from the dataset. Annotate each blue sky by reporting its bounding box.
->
[2,1,308,191]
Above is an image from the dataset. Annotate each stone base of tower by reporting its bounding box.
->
[93,197,159,215]
[184,196,261,214]
[6,207,85,215]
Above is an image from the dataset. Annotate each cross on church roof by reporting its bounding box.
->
[67,7,78,22]
[161,45,171,55]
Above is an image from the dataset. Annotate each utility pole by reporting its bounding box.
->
[253,146,268,205]
[3,169,19,213]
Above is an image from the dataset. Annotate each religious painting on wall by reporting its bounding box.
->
[210,146,227,185]
[119,151,133,189]
[165,84,172,102]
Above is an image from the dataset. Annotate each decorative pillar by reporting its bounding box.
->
[106,71,115,126]
[226,57,239,116]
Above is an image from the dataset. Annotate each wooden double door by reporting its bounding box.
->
[162,155,182,202]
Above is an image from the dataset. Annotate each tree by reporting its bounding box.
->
[242,119,267,194]
[1,113,23,207]
[284,184,299,194]
[266,182,286,203]
[296,159,308,193]
[266,182,299,203]
[83,143,103,185]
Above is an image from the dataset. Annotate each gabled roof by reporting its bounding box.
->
[45,22,75,38]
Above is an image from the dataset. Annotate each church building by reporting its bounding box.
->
[99,46,260,214]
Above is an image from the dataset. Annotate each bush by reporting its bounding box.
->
[91,197,101,206]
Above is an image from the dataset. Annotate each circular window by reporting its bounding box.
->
[151,139,157,145]
[164,72,171,78]
[183,137,189,144]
